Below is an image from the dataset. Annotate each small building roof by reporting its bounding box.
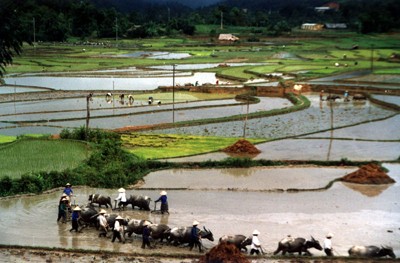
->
[218,34,239,41]
[325,23,347,29]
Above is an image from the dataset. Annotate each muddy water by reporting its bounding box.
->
[0,165,399,257]
[4,72,222,91]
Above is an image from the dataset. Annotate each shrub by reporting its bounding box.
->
[0,176,13,196]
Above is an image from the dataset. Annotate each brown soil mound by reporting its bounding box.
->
[198,242,250,263]
[222,139,261,154]
[341,163,396,184]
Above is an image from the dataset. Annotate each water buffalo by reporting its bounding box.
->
[148,223,171,242]
[167,226,214,251]
[326,95,341,101]
[348,245,396,258]
[353,94,367,101]
[106,214,129,229]
[126,195,151,211]
[219,234,252,252]
[88,194,112,208]
[78,204,99,228]
[125,219,151,237]
[273,236,323,256]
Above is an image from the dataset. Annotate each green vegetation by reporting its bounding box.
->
[122,133,265,159]
[0,135,16,144]
[0,138,90,179]
[4,32,397,84]
[0,127,378,197]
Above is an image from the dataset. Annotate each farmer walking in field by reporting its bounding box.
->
[63,183,73,197]
[141,221,152,249]
[155,190,169,214]
[98,209,109,237]
[111,215,125,243]
[69,206,81,233]
[114,188,127,210]
[57,197,68,223]
[324,233,334,256]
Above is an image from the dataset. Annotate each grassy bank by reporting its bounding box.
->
[122,133,265,159]
[0,138,90,179]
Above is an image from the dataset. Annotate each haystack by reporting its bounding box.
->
[341,163,395,184]
[198,242,250,263]
[222,139,260,154]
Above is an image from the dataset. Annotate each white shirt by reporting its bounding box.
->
[251,235,261,251]
[114,220,122,232]
[98,214,107,227]
[324,238,332,249]
[115,192,126,202]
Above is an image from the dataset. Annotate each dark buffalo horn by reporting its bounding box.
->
[203,226,210,233]
[311,236,315,241]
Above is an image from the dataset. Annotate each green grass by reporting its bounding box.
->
[0,135,17,144]
[122,133,266,159]
[0,139,91,178]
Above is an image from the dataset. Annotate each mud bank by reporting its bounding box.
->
[2,246,399,263]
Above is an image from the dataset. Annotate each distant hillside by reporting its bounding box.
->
[218,0,329,10]
[91,0,222,11]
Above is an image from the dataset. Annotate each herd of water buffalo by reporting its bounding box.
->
[69,193,398,258]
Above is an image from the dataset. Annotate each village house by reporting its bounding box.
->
[301,23,324,31]
[324,23,347,29]
[218,34,239,42]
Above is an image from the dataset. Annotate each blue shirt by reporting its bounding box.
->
[63,187,73,196]
[155,195,167,204]
[191,226,199,239]
[71,211,79,221]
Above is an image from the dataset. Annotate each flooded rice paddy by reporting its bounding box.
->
[0,67,399,259]
[3,71,224,91]
[0,164,399,257]
[149,94,398,138]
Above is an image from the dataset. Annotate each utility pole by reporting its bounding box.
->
[220,11,223,30]
[85,93,93,140]
[115,17,118,42]
[370,44,374,72]
[32,17,36,44]
[172,64,176,123]
[242,98,250,139]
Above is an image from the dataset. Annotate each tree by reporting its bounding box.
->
[0,0,32,77]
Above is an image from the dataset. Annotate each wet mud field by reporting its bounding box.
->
[0,165,399,262]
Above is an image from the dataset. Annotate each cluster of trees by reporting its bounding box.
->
[1,0,399,77]
[2,0,399,43]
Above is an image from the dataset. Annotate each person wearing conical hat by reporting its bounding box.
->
[69,206,81,233]
[63,183,73,197]
[155,190,169,214]
[250,229,263,255]
[111,215,125,243]
[57,197,68,223]
[189,220,201,252]
[141,221,152,249]
[324,233,334,256]
[98,209,109,238]
[115,188,127,210]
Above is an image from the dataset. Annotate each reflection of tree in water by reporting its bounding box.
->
[341,182,392,197]
[219,168,255,177]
